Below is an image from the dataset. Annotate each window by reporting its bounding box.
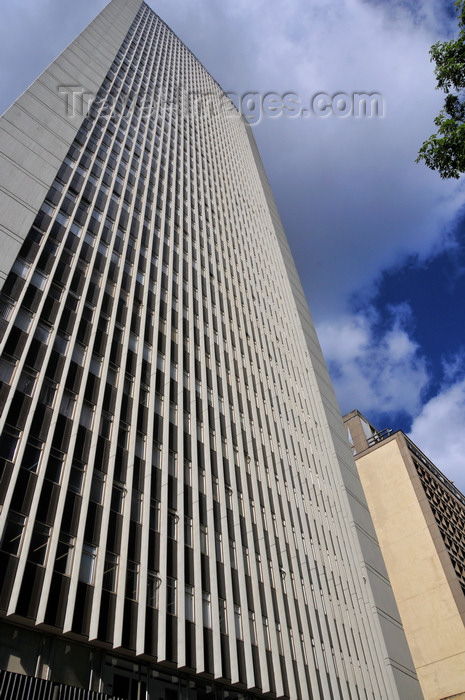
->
[22,439,43,473]
[14,309,33,333]
[131,490,142,522]
[79,543,97,584]
[79,402,94,430]
[234,604,242,640]
[289,628,296,661]
[31,270,47,290]
[276,622,284,655]
[39,378,57,407]
[100,412,113,440]
[29,522,50,565]
[183,459,191,485]
[126,561,139,600]
[198,469,206,494]
[202,591,211,628]
[53,332,69,355]
[300,632,308,665]
[215,531,223,562]
[1,427,20,463]
[12,259,30,279]
[68,460,85,494]
[109,485,125,514]
[72,342,86,366]
[135,433,145,460]
[0,298,13,322]
[90,472,105,503]
[249,610,257,645]
[212,476,219,500]
[167,576,176,615]
[0,357,16,384]
[147,572,161,608]
[59,392,76,418]
[44,448,64,484]
[55,533,75,575]
[168,451,177,477]
[272,513,278,538]
[219,598,227,634]
[200,524,208,555]
[1,512,26,555]
[238,492,244,516]
[150,499,160,531]
[243,547,250,575]
[229,540,237,569]
[118,423,130,449]
[103,552,118,592]
[34,323,51,344]
[263,617,271,651]
[185,585,194,622]
[268,559,275,588]
[256,553,263,582]
[17,369,37,396]
[184,516,193,547]
[168,510,178,540]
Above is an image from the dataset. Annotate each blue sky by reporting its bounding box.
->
[1,0,464,491]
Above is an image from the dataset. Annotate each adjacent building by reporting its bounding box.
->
[344,410,465,700]
[0,2,422,698]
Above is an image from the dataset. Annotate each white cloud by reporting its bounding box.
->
[409,375,465,494]
[317,304,430,419]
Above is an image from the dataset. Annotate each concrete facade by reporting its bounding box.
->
[0,0,141,285]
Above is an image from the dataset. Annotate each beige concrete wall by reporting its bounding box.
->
[356,435,465,700]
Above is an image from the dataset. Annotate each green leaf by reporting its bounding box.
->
[417,0,465,178]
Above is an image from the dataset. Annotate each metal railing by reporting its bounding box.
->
[0,670,116,700]
[366,427,392,447]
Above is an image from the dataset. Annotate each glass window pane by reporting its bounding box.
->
[185,584,194,622]
[90,472,105,503]
[125,561,139,600]
[184,516,192,547]
[39,378,57,407]
[1,512,26,555]
[202,592,211,628]
[0,357,16,384]
[131,491,142,522]
[0,427,21,462]
[55,534,75,575]
[21,440,43,473]
[28,523,51,566]
[79,543,97,583]
[234,604,242,640]
[17,369,37,396]
[167,576,176,614]
[219,599,227,634]
[147,573,160,608]
[69,462,85,494]
[200,524,208,555]
[103,552,118,592]
[168,510,177,539]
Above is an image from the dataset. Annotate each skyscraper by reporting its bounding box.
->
[0,2,421,699]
